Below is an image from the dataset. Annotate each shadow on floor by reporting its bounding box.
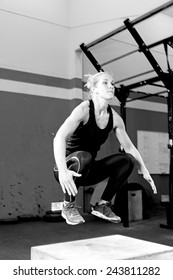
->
[0,205,172,260]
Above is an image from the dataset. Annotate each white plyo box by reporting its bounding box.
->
[31,235,173,260]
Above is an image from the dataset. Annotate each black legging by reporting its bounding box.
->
[54,151,135,202]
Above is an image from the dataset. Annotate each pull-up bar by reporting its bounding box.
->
[127,90,167,103]
[125,76,161,90]
[101,35,173,68]
[86,1,173,49]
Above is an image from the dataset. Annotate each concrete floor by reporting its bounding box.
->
[0,205,173,260]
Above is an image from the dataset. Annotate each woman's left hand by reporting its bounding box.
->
[143,173,157,194]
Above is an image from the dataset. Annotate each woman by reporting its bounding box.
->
[53,72,157,225]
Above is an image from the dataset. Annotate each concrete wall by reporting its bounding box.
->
[0,92,69,219]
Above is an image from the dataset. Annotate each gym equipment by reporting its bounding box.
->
[114,183,152,227]
[31,234,173,260]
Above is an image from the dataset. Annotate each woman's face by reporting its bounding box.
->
[94,74,115,100]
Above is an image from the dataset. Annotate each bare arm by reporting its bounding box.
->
[53,101,89,196]
[112,110,157,194]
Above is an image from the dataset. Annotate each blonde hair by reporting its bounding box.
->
[84,72,113,98]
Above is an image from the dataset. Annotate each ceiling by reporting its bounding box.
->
[82,1,173,101]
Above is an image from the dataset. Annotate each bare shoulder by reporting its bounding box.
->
[59,101,89,136]
[111,107,125,129]
[70,100,89,121]
[80,100,90,114]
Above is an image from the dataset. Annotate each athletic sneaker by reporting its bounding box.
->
[61,201,85,225]
[91,203,121,223]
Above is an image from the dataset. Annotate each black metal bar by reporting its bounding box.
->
[101,35,173,68]
[167,89,173,146]
[160,89,173,229]
[167,90,173,203]
[101,49,138,66]
[124,18,167,79]
[125,76,161,90]
[127,90,167,102]
[129,89,167,97]
[80,43,104,72]
[147,83,165,88]
[114,70,155,85]
[148,35,173,50]
[86,1,173,49]
[119,85,129,127]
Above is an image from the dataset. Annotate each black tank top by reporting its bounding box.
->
[66,100,113,158]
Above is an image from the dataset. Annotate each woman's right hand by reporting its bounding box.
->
[58,169,81,196]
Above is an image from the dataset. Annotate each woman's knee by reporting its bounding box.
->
[53,151,92,183]
[66,151,92,173]
[125,153,135,170]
